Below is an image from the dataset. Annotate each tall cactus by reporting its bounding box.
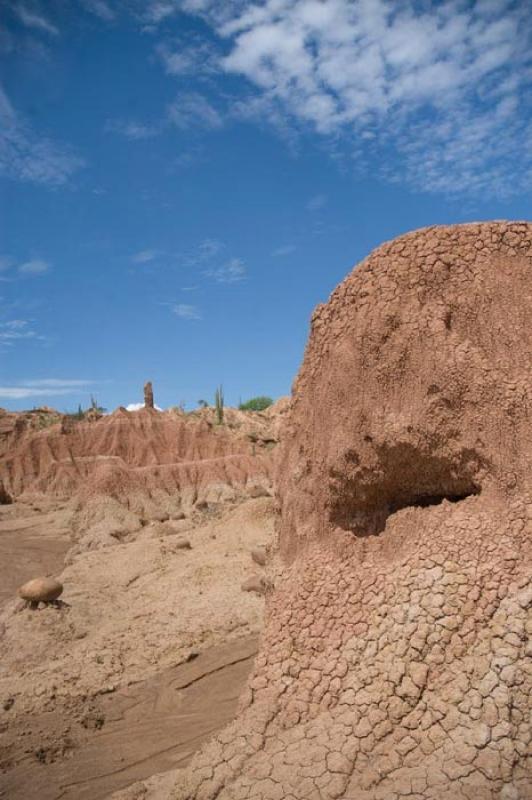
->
[215,384,224,425]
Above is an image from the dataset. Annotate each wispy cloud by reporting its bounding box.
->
[306,194,327,212]
[272,244,296,257]
[175,240,247,285]
[197,238,224,259]
[107,94,223,140]
[141,1,178,25]
[179,238,225,268]
[14,5,59,36]
[0,319,42,347]
[172,145,205,171]
[168,92,223,130]
[157,38,220,76]
[0,387,63,399]
[174,0,532,197]
[0,255,50,279]
[27,378,92,387]
[205,257,246,284]
[81,0,115,21]
[172,303,202,320]
[0,378,94,400]
[105,118,160,140]
[132,249,159,264]
[18,258,49,275]
[0,84,85,187]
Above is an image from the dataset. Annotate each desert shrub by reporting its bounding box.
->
[63,405,84,421]
[35,414,60,429]
[64,398,106,421]
[239,396,273,412]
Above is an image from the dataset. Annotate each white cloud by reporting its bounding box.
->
[0,319,41,347]
[272,244,296,257]
[306,193,327,211]
[0,84,85,187]
[0,319,46,349]
[0,387,66,399]
[18,258,49,275]
[179,0,532,196]
[157,38,220,76]
[14,5,59,36]
[81,0,116,21]
[0,377,94,399]
[130,0,218,28]
[0,255,50,279]
[126,401,163,411]
[206,257,246,283]
[172,303,202,320]
[172,145,205,170]
[106,119,160,140]
[179,238,225,268]
[198,238,224,259]
[175,240,246,286]
[168,92,223,130]
[132,249,159,264]
[22,379,92,387]
[142,2,178,24]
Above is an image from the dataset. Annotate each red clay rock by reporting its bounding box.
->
[174,222,532,799]
[0,409,274,507]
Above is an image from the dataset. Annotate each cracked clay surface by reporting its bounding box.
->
[171,222,532,800]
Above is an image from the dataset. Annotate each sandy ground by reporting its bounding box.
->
[0,502,72,605]
[1,637,258,800]
[0,493,274,799]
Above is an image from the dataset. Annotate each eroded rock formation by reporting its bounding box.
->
[144,381,154,410]
[173,222,532,799]
[0,407,274,509]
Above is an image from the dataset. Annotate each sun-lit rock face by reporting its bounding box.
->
[174,222,532,800]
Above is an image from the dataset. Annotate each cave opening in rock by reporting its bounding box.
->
[388,487,480,515]
[335,484,481,537]
[329,445,484,538]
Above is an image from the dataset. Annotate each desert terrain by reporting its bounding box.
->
[1,222,531,800]
[0,400,286,799]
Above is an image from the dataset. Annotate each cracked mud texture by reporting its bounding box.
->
[172,222,532,800]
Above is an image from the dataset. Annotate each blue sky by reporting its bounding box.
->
[1,0,531,411]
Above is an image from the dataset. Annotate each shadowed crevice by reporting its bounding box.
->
[388,487,480,514]
[335,484,481,537]
[329,443,484,537]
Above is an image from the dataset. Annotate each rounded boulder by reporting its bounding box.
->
[18,577,63,604]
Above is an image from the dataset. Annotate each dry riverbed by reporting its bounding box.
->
[0,496,272,799]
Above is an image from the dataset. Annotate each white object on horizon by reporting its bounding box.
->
[125,402,163,412]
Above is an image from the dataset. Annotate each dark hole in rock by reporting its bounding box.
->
[340,485,480,537]
[389,488,480,514]
[329,445,484,537]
